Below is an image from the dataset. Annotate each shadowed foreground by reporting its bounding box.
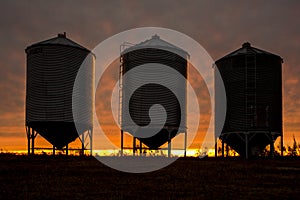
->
[0,154,299,199]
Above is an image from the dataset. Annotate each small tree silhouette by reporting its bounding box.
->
[292,135,298,156]
[218,147,222,156]
[225,144,228,157]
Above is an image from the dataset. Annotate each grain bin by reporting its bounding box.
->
[215,42,283,157]
[25,33,94,151]
[120,35,188,150]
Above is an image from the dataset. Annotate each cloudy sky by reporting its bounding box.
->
[0,0,299,151]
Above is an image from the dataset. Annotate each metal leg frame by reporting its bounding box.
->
[26,127,38,155]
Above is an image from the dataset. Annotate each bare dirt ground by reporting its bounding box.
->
[0,154,299,200]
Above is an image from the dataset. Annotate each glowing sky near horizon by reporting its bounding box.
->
[0,1,299,150]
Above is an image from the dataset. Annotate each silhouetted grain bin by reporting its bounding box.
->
[120,35,188,149]
[25,33,94,149]
[215,42,283,157]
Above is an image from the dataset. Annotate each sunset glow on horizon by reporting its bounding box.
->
[0,1,299,154]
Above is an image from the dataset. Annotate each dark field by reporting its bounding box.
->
[0,154,299,200]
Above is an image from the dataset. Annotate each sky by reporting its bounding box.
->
[0,0,299,151]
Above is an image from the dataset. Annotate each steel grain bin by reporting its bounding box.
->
[215,42,283,156]
[25,33,94,149]
[120,35,188,149]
